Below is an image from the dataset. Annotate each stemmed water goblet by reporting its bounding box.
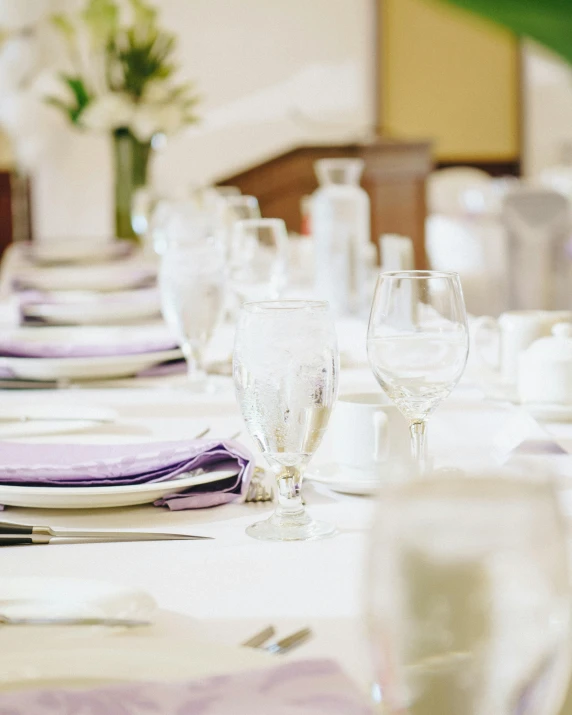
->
[233,300,339,541]
[229,218,289,303]
[367,270,469,469]
[159,239,226,392]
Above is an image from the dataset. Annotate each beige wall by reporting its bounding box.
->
[380,0,520,162]
[522,42,572,177]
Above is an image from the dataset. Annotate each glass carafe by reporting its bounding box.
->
[310,158,371,315]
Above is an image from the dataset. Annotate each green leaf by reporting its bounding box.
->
[435,0,572,64]
[46,74,92,124]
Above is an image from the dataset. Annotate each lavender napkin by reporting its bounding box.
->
[0,439,253,510]
[0,659,373,715]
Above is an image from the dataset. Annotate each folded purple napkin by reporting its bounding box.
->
[0,659,373,715]
[0,439,253,510]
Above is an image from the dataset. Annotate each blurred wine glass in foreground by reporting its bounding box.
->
[367,270,469,468]
[366,472,571,715]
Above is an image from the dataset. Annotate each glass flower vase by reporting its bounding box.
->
[113,127,152,241]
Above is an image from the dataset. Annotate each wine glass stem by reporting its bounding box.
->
[276,470,304,517]
[409,420,428,470]
[182,342,207,384]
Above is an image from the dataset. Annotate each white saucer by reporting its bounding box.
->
[523,402,572,423]
[306,463,381,496]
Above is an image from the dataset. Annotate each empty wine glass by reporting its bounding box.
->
[233,300,339,541]
[367,270,469,468]
[230,218,289,302]
[366,471,572,715]
[215,195,261,256]
[159,240,226,391]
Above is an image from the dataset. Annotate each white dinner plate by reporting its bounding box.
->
[0,468,237,509]
[0,577,156,620]
[1,349,182,382]
[1,324,174,349]
[22,289,161,326]
[0,405,117,438]
[29,240,132,266]
[15,262,155,292]
[306,463,381,496]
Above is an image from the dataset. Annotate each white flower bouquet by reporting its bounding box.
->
[47,0,199,141]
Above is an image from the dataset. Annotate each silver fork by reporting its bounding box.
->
[242,625,312,655]
[245,467,274,503]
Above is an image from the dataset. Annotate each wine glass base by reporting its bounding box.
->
[246,514,336,542]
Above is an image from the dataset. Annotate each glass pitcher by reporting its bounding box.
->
[310,158,371,315]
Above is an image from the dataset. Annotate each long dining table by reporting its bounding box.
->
[1,260,572,701]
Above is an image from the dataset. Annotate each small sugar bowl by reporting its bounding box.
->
[518,323,572,405]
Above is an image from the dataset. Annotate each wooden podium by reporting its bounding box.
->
[219,137,433,268]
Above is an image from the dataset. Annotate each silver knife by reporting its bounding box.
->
[0,414,115,423]
[0,614,150,627]
[0,521,213,545]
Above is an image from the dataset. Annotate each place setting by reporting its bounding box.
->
[4,1,572,713]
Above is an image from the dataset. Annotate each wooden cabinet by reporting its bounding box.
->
[0,172,32,256]
[219,137,433,268]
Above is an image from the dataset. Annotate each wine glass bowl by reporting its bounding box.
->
[229,218,289,303]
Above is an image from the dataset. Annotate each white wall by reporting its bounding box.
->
[31,0,376,239]
[523,42,572,177]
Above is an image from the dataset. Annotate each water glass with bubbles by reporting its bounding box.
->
[233,300,339,541]
[159,240,226,392]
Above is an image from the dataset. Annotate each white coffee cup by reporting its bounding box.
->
[472,310,572,382]
[329,393,409,477]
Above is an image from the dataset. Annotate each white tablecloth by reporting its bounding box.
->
[1,253,572,699]
[1,345,570,692]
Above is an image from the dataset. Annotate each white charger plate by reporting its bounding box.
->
[0,468,237,509]
[306,463,381,496]
[1,349,181,382]
[0,577,156,620]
